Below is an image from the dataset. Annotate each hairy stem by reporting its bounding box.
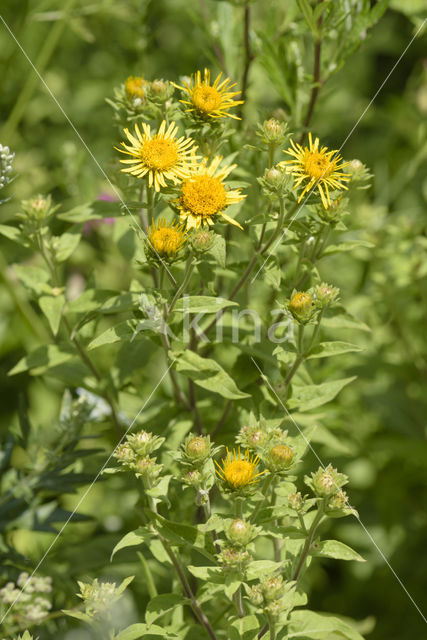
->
[293,505,324,581]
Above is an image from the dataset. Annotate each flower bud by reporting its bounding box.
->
[267,444,294,471]
[182,469,202,487]
[114,442,135,465]
[261,575,284,602]
[309,464,348,498]
[186,436,210,461]
[247,584,264,606]
[265,598,283,618]
[237,425,267,450]
[325,489,348,512]
[288,491,305,511]
[288,291,315,324]
[314,282,339,309]
[124,75,145,100]
[150,79,173,101]
[190,229,215,253]
[226,519,253,546]
[219,545,250,569]
[21,195,53,220]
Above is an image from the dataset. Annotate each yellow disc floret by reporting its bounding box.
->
[172,68,244,120]
[148,218,186,257]
[215,448,266,490]
[176,156,245,230]
[116,120,198,192]
[281,133,350,208]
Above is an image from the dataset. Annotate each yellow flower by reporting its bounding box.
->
[116,121,198,192]
[173,68,244,120]
[281,133,350,208]
[176,156,245,230]
[147,218,187,257]
[124,76,146,99]
[215,448,266,490]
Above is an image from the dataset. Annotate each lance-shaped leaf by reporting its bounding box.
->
[287,377,356,411]
[172,295,238,314]
[171,350,250,400]
[311,539,365,562]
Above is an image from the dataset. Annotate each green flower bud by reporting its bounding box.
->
[226,519,253,546]
[309,464,348,498]
[288,491,305,511]
[261,575,284,602]
[314,282,339,309]
[263,119,286,143]
[190,229,215,253]
[186,436,210,461]
[288,291,316,324]
[134,456,162,480]
[21,195,53,220]
[114,443,135,465]
[325,489,348,512]
[247,584,264,606]
[182,469,202,487]
[237,425,267,450]
[219,545,250,569]
[267,444,294,471]
[265,598,283,618]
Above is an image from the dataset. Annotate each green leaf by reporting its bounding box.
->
[229,614,260,640]
[111,528,152,559]
[0,224,25,243]
[323,240,375,256]
[54,227,82,262]
[172,350,250,400]
[88,320,139,350]
[62,609,92,623]
[322,308,370,332]
[57,199,118,223]
[13,264,51,296]
[8,344,76,376]
[288,610,365,640]
[209,234,226,267]
[116,575,135,595]
[287,377,356,411]
[311,540,365,562]
[296,0,318,35]
[146,593,187,626]
[172,295,238,314]
[264,256,282,289]
[246,560,282,579]
[307,341,363,360]
[115,623,178,640]
[39,294,65,335]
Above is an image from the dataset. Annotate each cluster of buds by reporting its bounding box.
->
[113,430,164,481]
[313,282,340,309]
[306,464,348,499]
[179,433,218,501]
[0,573,52,626]
[0,143,14,190]
[108,75,176,125]
[247,574,290,619]
[218,544,251,571]
[258,164,293,198]
[287,290,317,325]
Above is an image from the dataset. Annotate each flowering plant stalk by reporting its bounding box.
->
[0,2,396,639]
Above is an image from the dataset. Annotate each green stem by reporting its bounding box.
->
[168,255,194,314]
[143,478,218,640]
[250,474,274,523]
[267,614,276,640]
[292,504,325,581]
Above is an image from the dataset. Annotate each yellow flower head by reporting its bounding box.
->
[176,156,245,230]
[124,76,146,100]
[281,133,350,208]
[116,121,198,192]
[173,69,244,120]
[147,218,187,258]
[215,448,266,490]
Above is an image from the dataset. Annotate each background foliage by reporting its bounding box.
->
[0,1,426,639]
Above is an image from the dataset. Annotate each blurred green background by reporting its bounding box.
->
[1,1,426,639]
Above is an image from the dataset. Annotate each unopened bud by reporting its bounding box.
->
[288,491,304,511]
[261,575,284,602]
[182,469,202,487]
[309,464,348,498]
[314,282,339,308]
[186,436,210,461]
[288,291,315,324]
[247,584,264,606]
[267,444,294,471]
[226,519,253,546]
[191,229,215,253]
[219,545,250,569]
